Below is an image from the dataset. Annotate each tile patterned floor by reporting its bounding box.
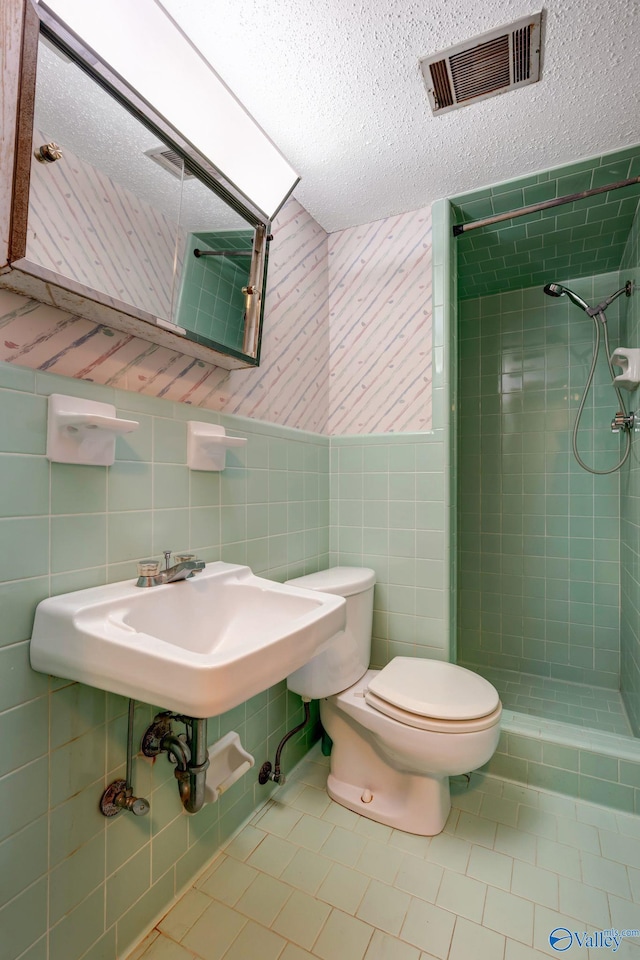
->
[463,665,633,737]
[128,746,640,960]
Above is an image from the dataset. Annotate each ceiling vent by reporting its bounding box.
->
[420,12,542,115]
[145,146,195,180]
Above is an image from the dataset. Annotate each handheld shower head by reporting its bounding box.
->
[543,282,591,313]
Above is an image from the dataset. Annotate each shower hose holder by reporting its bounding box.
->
[611,410,635,433]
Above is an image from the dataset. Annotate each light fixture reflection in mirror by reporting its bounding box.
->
[37,0,299,218]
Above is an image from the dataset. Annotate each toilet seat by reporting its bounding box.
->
[363,689,502,732]
[364,657,501,732]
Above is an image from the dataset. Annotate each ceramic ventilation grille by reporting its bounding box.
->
[144,146,195,180]
[420,12,542,115]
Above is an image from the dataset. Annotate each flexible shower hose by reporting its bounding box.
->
[572,310,631,475]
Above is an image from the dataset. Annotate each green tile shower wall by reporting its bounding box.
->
[452,146,640,300]
[0,361,330,960]
[620,199,640,736]
[457,272,625,688]
[177,230,253,350]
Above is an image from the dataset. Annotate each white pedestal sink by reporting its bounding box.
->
[30,562,346,717]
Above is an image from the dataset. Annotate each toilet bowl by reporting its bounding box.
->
[286,567,502,836]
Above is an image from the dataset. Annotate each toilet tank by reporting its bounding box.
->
[285,567,376,700]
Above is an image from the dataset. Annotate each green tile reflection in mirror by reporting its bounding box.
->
[177,229,255,352]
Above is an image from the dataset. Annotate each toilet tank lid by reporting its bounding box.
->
[285,567,376,597]
[367,658,500,720]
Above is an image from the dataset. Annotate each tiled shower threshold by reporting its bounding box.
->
[462,664,633,737]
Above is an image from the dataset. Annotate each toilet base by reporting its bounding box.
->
[326,769,451,836]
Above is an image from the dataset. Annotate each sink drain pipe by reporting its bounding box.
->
[258,697,311,785]
[178,718,209,813]
[141,712,209,813]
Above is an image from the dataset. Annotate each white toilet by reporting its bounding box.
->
[286,567,502,836]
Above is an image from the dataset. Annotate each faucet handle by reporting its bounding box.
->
[174,553,195,563]
[137,559,161,577]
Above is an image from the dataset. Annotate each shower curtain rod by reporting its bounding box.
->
[452,175,640,236]
[193,249,253,258]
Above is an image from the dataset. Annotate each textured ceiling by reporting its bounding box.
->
[36,42,244,231]
[160,0,640,233]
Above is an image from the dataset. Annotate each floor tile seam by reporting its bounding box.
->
[249,798,299,829]
[127,930,161,960]
[452,820,499,849]
[395,902,456,957]
[181,904,251,960]
[150,929,203,960]
[194,852,229,888]
[290,799,332,819]
[317,868,373,915]
[170,890,235,943]
[465,846,515,890]
[531,898,598,931]
[578,848,636,885]
[480,898,536,948]
[408,880,489,930]
[354,884,416,937]
[267,889,334,951]
[508,881,559,912]
[232,871,299,928]
[436,873,488,924]
[306,904,377,958]
[598,823,640,849]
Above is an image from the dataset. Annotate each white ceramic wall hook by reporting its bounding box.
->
[47,394,139,466]
[187,421,247,471]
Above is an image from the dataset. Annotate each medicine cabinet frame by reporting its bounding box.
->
[1,0,291,368]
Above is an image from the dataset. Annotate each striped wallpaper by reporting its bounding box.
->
[327,206,432,434]
[28,135,179,321]
[0,193,432,435]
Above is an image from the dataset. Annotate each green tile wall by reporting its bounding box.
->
[457,273,625,689]
[452,146,640,300]
[620,200,640,736]
[330,433,449,666]
[0,361,330,960]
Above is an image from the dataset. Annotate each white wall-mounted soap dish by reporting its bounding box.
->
[187,421,247,471]
[204,731,254,804]
[47,394,139,466]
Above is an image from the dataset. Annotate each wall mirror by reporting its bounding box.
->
[2,1,278,368]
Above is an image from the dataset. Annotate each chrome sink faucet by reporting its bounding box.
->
[136,550,205,587]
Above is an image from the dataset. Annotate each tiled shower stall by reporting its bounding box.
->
[446,146,640,786]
